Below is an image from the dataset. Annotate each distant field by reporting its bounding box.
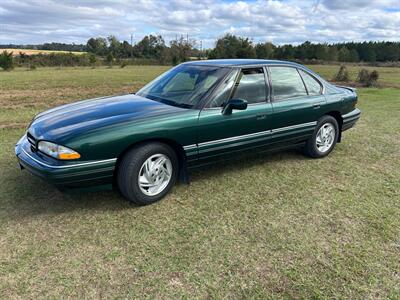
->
[309,64,400,88]
[0,48,86,56]
[0,65,399,298]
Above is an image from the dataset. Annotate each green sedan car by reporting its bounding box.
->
[15,59,360,205]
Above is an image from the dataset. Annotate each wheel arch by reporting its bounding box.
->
[324,111,343,142]
[113,138,189,185]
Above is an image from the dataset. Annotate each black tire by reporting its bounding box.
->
[303,115,339,158]
[117,142,178,205]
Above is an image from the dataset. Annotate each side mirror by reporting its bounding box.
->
[222,98,248,115]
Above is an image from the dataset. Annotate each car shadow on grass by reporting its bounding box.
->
[2,148,308,221]
[1,170,131,221]
[188,147,307,181]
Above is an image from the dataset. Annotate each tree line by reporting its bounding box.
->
[1,34,400,69]
[208,35,400,62]
[85,35,199,65]
[81,34,400,63]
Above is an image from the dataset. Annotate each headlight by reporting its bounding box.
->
[38,141,81,160]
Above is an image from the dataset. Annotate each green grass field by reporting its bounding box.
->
[0,65,399,298]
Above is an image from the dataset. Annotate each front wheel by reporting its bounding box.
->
[303,116,339,158]
[117,142,178,205]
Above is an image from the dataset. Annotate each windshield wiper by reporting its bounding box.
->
[160,99,193,109]
[144,94,193,109]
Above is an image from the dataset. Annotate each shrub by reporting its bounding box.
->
[15,52,90,68]
[120,61,128,68]
[29,64,37,70]
[106,52,114,67]
[0,50,14,70]
[357,69,379,87]
[357,69,369,84]
[89,53,97,66]
[334,65,349,82]
[370,70,379,83]
[172,55,179,66]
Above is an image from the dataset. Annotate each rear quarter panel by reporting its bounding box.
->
[323,88,357,116]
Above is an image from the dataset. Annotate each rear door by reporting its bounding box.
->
[196,67,273,160]
[267,66,325,145]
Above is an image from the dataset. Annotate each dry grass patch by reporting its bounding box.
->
[1,48,86,56]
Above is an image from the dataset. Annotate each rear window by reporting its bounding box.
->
[299,69,322,96]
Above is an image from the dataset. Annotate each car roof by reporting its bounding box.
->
[183,59,326,83]
[183,59,301,68]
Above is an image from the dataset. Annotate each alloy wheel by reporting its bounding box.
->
[138,154,172,196]
[316,123,336,153]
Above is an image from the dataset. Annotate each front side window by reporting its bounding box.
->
[137,65,230,108]
[209,69,239,107]
[269,67,307,101]
[231,68,267,104]
[299,69,322,96]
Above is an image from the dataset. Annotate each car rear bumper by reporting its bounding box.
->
[15,134,116,188]
[342,108,361,131]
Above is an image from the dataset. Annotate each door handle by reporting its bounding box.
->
[256,114,267,120]
[312,103,321,109]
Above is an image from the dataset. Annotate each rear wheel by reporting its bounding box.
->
[117,142,178,205]
[303,116,339,158]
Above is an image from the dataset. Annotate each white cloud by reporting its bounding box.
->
[0,0,399,47]
[320,0,400,10]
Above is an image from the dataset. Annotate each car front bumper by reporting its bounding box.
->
[15,134,116,188]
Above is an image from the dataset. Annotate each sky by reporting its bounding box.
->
[0,0,399,48]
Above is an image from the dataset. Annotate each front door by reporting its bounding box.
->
[267,66,326,145]
[197,67,273,160]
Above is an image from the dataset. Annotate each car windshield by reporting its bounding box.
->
[136,64,229,108]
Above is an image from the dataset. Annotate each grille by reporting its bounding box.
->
[27,132,37,151]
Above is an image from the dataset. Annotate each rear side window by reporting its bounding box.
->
[299,69,322,96]
[232,68,267,104]
[269,67,307,101]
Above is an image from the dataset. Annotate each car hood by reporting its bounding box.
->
[28,94,187,141]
